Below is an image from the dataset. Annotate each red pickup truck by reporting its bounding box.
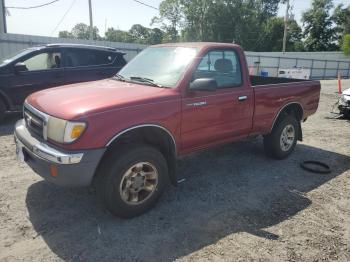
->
[14,42,320,218]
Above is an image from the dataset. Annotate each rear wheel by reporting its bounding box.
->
[96,144,168,218]
[264,115,299,159]
[0,99,6,123]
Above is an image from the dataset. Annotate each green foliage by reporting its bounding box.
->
[333,4,350,47]
[105,28,133,43]
[333,4,350,35]
[148,28,165,45]
[58,30,73,39]
[58,23,100,40]
[58,0,349,52]
[342,34,350,55]
[129,24,150,44]
[302,0,337,51]
[151,0,183,42]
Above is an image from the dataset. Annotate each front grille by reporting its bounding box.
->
[24,106,45,139]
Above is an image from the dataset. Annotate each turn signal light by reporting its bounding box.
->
[70,124,85,139]
[50,164,58,177]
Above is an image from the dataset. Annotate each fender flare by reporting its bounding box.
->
[270,102,304,132]
[105,124,179,185]
[269,102,304,141]
[106,124,177,153]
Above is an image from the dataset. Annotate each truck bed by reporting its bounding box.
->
[251,76,321,136]
[250,75,310,87]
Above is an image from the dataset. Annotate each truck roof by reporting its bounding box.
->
[152,42,241,49]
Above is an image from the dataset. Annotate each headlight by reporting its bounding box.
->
[47,116,86,143]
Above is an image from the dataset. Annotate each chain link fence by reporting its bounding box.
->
[245,53,350,80]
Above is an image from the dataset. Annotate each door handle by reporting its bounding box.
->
[238,96,248,101]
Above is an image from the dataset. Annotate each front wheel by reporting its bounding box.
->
[264,115,299,159]
[96,144,168,218]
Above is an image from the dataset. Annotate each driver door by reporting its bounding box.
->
[181,49,254,152]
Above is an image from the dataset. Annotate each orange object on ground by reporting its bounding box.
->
[338,71,342,94]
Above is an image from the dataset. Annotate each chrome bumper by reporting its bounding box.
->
[14,120,83,165]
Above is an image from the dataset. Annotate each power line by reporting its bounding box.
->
[50,0,77,36]
[6,0,60,10]
[131,0,158,10]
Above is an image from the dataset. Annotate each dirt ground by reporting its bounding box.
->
[0,79,349,262]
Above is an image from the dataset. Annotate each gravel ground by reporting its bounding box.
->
[0,79,350,262]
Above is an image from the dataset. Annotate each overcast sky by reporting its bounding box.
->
[4,0,350,37]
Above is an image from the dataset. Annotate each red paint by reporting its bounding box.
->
[26,42,321,155]
[338,71,342,94]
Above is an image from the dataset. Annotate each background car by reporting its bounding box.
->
[0,44,127,122]
[339,88,350,117]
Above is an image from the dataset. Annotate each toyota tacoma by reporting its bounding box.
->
[14,43,321,218]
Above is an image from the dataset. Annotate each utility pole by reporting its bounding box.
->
[282,0,290,53]
[0,0,7,34]
[88,0,93,40]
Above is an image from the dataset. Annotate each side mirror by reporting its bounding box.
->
[189,78,217,92]
[14,62,27,74]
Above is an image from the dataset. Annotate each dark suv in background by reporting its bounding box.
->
[0,44,127,121]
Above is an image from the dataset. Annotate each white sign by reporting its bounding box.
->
[278,68,311,79]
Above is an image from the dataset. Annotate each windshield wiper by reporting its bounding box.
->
[113,74,126,82]
[129,76,163,88]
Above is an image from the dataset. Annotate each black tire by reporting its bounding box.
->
[0,99,6,123]
[96,144,168,218]
[264,115,299,159]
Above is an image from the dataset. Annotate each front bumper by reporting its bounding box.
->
[339,96,350,114]
[338,104,350,113]
[14,119,105,187]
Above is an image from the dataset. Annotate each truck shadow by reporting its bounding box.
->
[25,140,350,261]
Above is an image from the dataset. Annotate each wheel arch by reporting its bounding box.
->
[270,102,304,140]
[98,124,178,185]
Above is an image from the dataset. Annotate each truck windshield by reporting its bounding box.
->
[117,47,198,88]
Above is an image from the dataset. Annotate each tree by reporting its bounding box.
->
[255,17,303,52]
[59,23,100,40]
[58,30,73,39]
[286,18,304,51]
[175,0,284,50]
[302,0,337,51]
[129,24,150,44]
[333,4,350,35]
[333,4,350,46]
[70,23,100,40]
[151,0,183,42]
[342,34,350,55]
[148,28,164,45]
[105,28,133,43]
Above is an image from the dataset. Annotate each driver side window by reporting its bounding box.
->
[193,50,242,88]
[21,52,61,71]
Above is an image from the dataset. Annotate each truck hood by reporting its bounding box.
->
[27,79,179,120]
